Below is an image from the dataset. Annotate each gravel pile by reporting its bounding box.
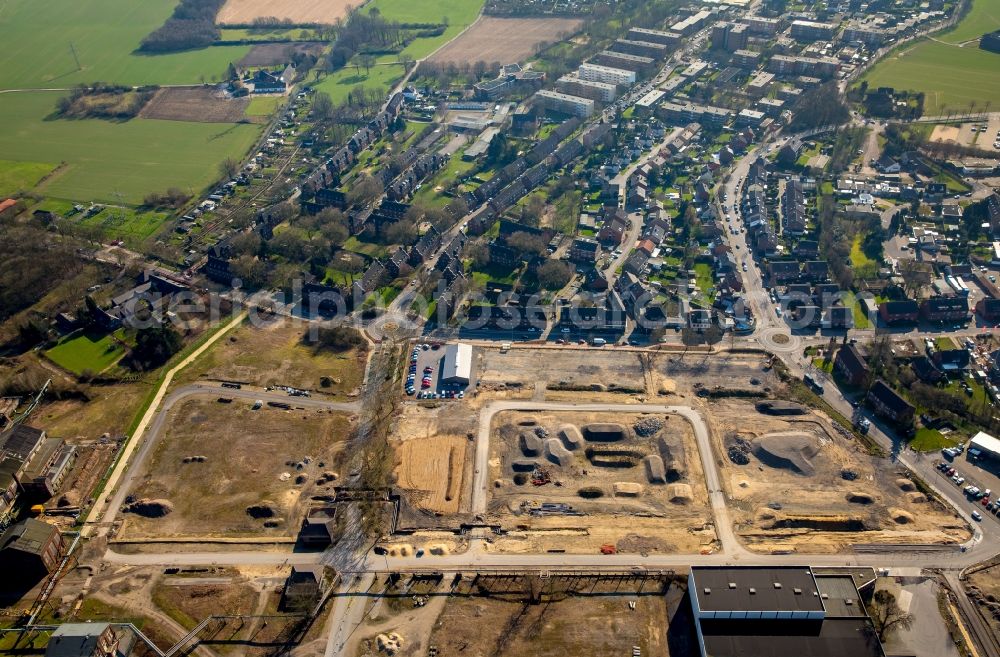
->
[841,469,858,481]
[633,417,664,437]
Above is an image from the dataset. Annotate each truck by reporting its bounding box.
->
[803,373,824,394]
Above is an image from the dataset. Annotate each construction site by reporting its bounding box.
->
[383,345,971,557]
[485,410,714,554]
[348,572,689,657]
[707,398,971,553]
[117,397,354,539]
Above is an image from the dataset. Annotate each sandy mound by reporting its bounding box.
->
[644,455,667,484]
[890,508,915,524]
[389,544,414,557]
[376,632,403,655]
[753,432,821,476]
[544,438,573,466]
[905,492,927,503]
[896,478,916,492]
[558,424,584,450]
[846,492,875,504]
[123,498,173,518]
[583,423,629,442]
[614,482,643,497]
[666,483,693,504]
[519,431,543,456]
[657,435,686,475]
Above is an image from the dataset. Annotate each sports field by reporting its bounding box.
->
[861,41,1000,116]
[313,64,407,104]
[861,0,1000,115]
[0,91,262,204]
[0,0,248,89]
[938,0,1000,43]
[367,0,486,59]
[45,329,128,375]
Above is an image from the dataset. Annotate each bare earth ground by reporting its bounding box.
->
[426,586,669,657]
[706,399,971,553]
[485,410,715,554]
[476,346,648,394]
[173,317,366,397]
[427,17,584,65]
[139,87,250,123]
[392,403,477,518]
[395,434,468,514]
[119,399,353,538]
[217,0,353,26]
[967,564,1000,638]
[239,43,326,68]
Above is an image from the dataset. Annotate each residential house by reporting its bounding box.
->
[976,297,1000,321]
[878,299,919,324]
[920,296,969,323]
[912,356,945,384]
[834,344,869,386]
[598,213,629,246]
[867,380,915,425]
[803,260,829,282]
[768,261,801,284]
[569,238,601,264]
[931,349,971,376]
[623,249,650,276]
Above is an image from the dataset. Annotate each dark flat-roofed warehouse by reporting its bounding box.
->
[689,566,885,657]
[690,566,825,618]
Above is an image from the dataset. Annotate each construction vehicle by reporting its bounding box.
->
[600,544,617,555]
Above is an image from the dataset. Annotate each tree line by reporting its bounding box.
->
[140,0,226,52]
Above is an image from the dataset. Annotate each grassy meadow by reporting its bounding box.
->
[0,0,248,89]
[367,0,486,59]
[0,91,261,204]
[861,0,1000,115]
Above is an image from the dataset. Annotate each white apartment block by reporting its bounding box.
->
[577,63,636,86]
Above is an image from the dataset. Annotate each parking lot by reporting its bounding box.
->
[936,450,1000,523]
[403,342,473,400]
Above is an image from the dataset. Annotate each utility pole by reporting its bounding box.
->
[69,42,81,71]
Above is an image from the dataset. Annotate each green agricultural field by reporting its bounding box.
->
[246,96,282,116]
[0,91,261,205]
[0,160,54,196]
[45,329,128,375]
[861,0,1000,115]
[313,64,406,104]
[0,0,249,89]
[938,0,1000,43]
[367,0,486,59]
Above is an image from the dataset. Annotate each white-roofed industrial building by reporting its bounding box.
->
[969,431,1000,461]
[442,343,473,385]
